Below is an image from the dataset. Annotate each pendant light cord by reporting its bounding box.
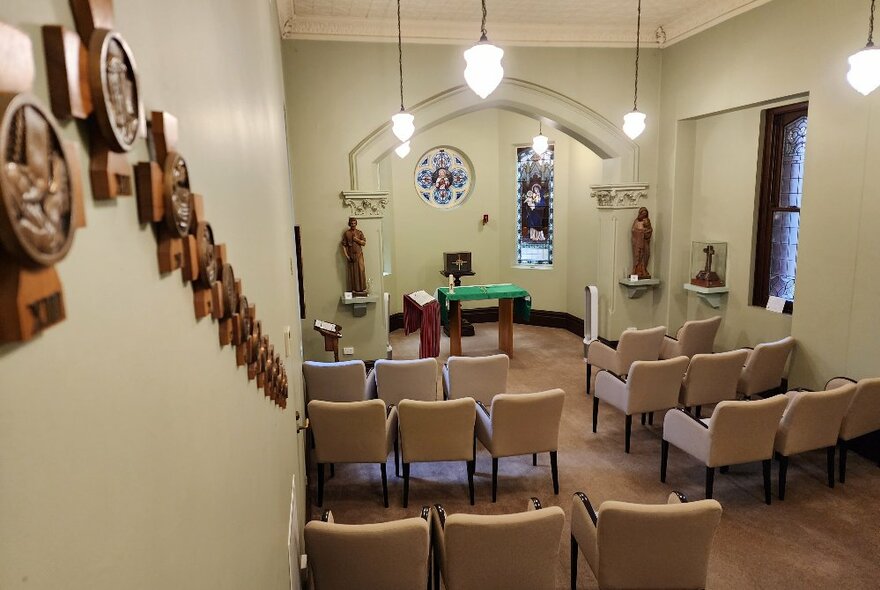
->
[633,0,642,111]
[480,0,488,41]
[868,0,876,47]
[397,0,405,111]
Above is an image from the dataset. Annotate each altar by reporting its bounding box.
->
[436,284,531,358]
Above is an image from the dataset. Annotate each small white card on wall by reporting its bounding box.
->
[766,296,786,313]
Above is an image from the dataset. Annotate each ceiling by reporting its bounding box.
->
[277,0,774,47]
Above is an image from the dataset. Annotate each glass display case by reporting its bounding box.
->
[690,241,727,288]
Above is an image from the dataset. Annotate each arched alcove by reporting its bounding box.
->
[347,78,640,191]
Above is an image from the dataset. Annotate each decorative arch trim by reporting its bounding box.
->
[347,77,640,191]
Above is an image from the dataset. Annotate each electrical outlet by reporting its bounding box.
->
[343,346,354,355]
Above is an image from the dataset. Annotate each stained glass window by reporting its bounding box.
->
[753,103,807,310]
[515,145,554,266]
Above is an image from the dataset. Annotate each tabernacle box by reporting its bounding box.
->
[443,252,472,274]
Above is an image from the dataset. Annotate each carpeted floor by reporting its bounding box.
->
[306,322,880,589]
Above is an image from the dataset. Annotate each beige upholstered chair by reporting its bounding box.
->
[308,399,397,507]
[586,326,666,395]
[368,358,438,405]
[303,360,370,402]
[398,398,476,507]
[662,396,788,504]
[830,376,880,482]
[570,490,722,590]
[660,315,722,359]
[736,336,795,399]
[593,356,689,453]
[475,389,565,502]
[442,354,509,405]
[774,382,857,499]
[304,507,431,590]
[679,349,750,417]
[431,498,564,590]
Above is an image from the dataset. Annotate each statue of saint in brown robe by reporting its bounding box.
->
[631,207,653,279]
[341,217,368,295]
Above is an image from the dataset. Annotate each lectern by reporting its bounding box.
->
[313,319,342,362]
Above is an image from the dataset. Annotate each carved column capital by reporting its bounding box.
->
[340,191,389,218]
[590,184,649,209]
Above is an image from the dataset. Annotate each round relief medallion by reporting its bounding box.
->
[219,263,237,317]
[413,146,473,209]
[163,152,193,237]
[195,222,217,288]
[0,94,76,267]
[88,29,143,153]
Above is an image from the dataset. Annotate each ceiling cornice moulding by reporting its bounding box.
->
[278,0,775,48]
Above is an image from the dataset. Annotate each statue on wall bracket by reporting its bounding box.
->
[630,206,653,279]
[341,217,368,296]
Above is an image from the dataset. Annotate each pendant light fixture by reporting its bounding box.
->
[847,0,880,95]
[622,0,646,140]
[532,120,549,155]
[464,0,504,99]
[394,141,411,158]
[391,0,414,144]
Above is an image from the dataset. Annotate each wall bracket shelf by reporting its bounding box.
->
[684,283,729,308]
[618,278,660,299]
[341,294,379,317]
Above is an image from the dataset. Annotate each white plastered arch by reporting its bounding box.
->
[347,77,640,191]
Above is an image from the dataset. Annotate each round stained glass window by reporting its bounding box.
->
[413,146,474,209]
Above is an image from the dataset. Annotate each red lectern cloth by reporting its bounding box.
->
[403,293,440,358]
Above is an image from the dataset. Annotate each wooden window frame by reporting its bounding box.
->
[752,101,808,313]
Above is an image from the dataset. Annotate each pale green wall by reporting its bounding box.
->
[386,109,603,320]
[685,104,793,350]
[656,0,880,387]
[0,1,304,588]
[283,40,661,360]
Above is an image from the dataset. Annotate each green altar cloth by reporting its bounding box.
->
[436,283,531,325]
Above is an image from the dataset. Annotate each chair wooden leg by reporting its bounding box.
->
[550,451,559,495]
[432,539,440,590]
[763,459,772,505]
[625,415,633,454]
[826,446,835,489]
[533,453,537,466]
[660,440,669,483]
[592,396,599,433]
[778,456,789,500]
[720,465,729,474]
[394,438,400,478]
[380,463,388,508]
[492,458,499,503]
[403,463,410,508]
[705,466,715,499]
[317,463,325,507]
[467,460,475,505]
[695,405,702,419]
[648,412,654,426]
[586,363,592,395]
[330,463,335,478]
[570,535,578,590]
[641,412,646,426]
[839,440,848,483]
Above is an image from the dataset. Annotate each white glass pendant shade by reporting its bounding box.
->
[532,133,549,155]
[622,110,647,140]
[391,111,415,142]
[847,45,880,95]
[395,141,411,158]
[464,41,504,99]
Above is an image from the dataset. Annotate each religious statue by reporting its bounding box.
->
[341,217,368,295]
[630,207,653,279]
[692,243,725,287]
